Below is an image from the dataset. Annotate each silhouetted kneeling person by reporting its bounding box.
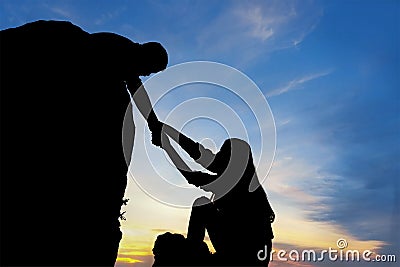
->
[154,125,275,266]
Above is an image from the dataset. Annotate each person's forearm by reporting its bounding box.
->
[129,81,157,122]
[161,133,217,188]
[163,124,215,167]
[127,79,214,164]
[161,133,192,172]
[162,124,202,159]
[178,170,217,187]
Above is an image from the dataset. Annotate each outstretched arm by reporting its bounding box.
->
[125,78,215,167]
[161,133,191,172]
[162,124,216,171]
[125,79,162,146]
[161,133,216,188]
[126,79,158,127]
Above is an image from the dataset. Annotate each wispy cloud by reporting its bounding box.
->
[266,70,332,97]
[263,148,388,254]
[233,1,297,42]
[196,0,324,65]
[94,6,126,26]
[235,6,278,41]
[116,255,153,267]
[266,68,399,253]
[277,118,292,127]
[48,6,71,19]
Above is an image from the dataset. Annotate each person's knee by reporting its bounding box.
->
[192,196,211,207]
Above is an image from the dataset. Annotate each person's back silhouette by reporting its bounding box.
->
[1,20,167,266]
[154,124,275,266]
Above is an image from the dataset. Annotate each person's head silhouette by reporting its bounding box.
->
[138,42,168,76]
[89,32,168,79]
[201,138,258,197]
[207,138,250,173]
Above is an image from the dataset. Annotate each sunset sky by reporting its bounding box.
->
[1,1,399,266]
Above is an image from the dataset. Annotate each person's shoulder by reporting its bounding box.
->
[88,32,140,55]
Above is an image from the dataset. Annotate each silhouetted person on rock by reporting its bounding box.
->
[152,124,275,266]
[1,20,167,266]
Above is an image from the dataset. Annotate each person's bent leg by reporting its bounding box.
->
[187,196,212,242]
[187,196,226,255]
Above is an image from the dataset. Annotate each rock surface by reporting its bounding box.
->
[153,232,212,266]
[1,21,133,266]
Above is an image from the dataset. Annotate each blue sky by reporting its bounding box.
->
[1,1,399,266]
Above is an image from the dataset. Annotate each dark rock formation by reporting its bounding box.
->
[153,232,212,266]
[0,20,152,266]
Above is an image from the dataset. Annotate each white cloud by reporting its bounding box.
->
[278,118,292,127]
[48,6,72,19]
[266,70,332,97]
[236,6,276,41]
[261,148,388,252]
[234,1,298,42]
[196,0,323,65]
[94,7,126,26]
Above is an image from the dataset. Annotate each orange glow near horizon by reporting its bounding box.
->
[117,257,143,264]
[115,175,387,267]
